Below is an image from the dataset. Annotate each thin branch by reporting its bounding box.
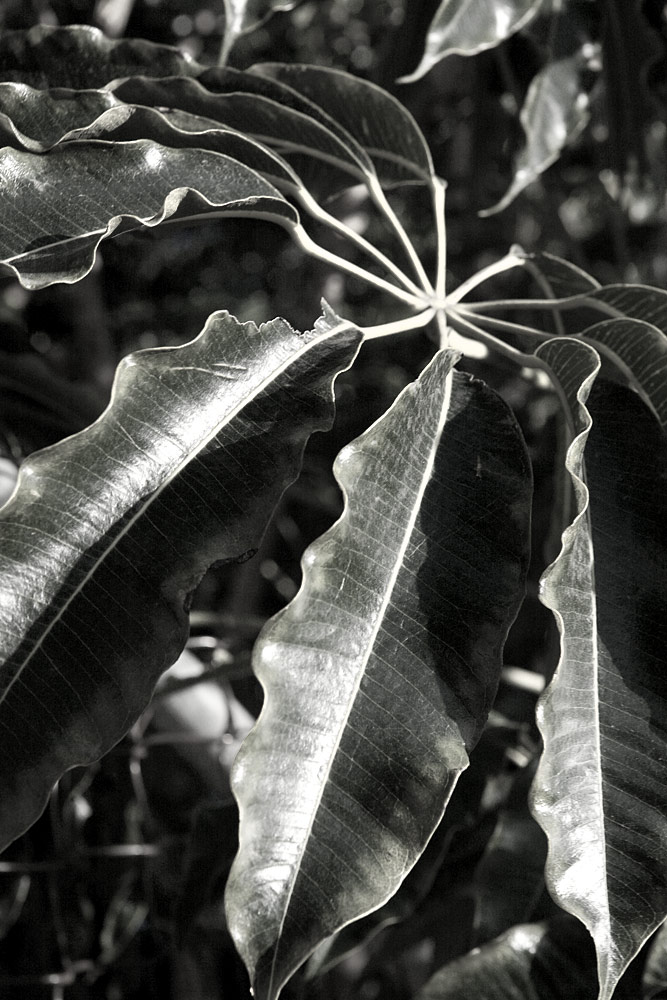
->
[454,305,552,342]
[446,309,554,374]
[292,225,428,309]
[435,309,449,349]
[432,176,447,301]
[368,175,434,293]
[290,184,425,297]
[446,251,525,305]
[361,308,435,340]
[464,293,621,317]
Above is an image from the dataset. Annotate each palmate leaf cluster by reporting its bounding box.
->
[0,3,666,999]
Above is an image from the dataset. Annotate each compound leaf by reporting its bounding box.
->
[0,307,361,850]
[226,350,532,1000]
[533,337,667,999]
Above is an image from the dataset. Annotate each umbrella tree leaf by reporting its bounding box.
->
[0,139,298,289]
[400,0,544,83]
[252,63,434,185]
[481,49,592,216]
[225,350,532,1000]
[0,306,362,851]
[532,337,667,999]
[415,915,600,1000]
[0,23,198,89]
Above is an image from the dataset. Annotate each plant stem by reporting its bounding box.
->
[446,309,553,374]
[292,185,425,297]
[454,305,552,341]
[446,251,524,305]
[292,225,428,309]
[361,308,435,339]
[432,176,447,301]
[435,309,449,348]
[465,294,620,316]
[368,175,434,293]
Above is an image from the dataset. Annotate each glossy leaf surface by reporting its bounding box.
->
[226,350,532,1000]
[416,916,599,1000]
[0,140,297,288]
[254,63,433,185]
[533,338,667,999]
[401,0,543,82]
[0,307,361,850]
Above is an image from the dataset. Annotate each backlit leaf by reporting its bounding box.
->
[0,140,297,289]
[481,50,592,215]
[112,73,373,199]
[225,350,532,1000]
[253,63,434,185]
[0,307,362,850]
[400,0,544,83]
[532,337,667,999]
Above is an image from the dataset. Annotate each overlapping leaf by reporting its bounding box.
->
[415,916,600,1000]
[225,350,532,1000]
[400,0,544,82]
[0,23,197,89]
[0,306,362,850]
[0,140,297,289]
[532,337,667,999]
[253,63,434,185]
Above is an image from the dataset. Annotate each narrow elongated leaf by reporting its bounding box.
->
[226,350,532,1000]
[532,337,667,999]
[0,24,198,89]
[0,306,362,850]
[253,63,434,185]
[481,50,592,215]
[0,140,297,289]
[400,0,544,83]
[415,916,600,1000]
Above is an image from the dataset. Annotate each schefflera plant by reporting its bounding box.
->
[0,9,666,1000]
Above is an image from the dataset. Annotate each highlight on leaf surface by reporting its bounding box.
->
[0,305,362,851]
[225,349,532,1000]
[400,0,544,83]
[532,337,667,1000]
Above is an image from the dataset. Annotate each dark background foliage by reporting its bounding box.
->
[1,1,666,997]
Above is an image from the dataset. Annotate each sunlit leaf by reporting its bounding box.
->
[225,350,532,1000]
[481,50,592,215]
[253,63,434,185]
[399,0,544,83]
[415,915,599,999]
[0,83,121,151]
[0,23,197,89]
[112,74,371,199]
[532,337,667,1000]
[0,140,298,289]
[0,306,362,850]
